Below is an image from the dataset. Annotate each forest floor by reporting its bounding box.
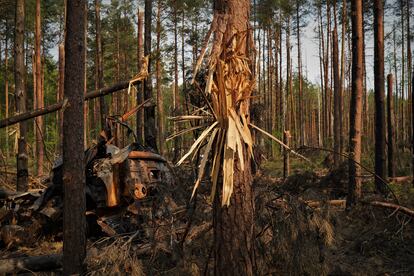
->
[0,149,414,275]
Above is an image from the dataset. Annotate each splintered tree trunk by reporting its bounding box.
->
[374,0,386,194]
[156,0,164,155]
[63,0,86,273]
[136,10,144,144]
[387,74,396,178]
[333,0,341,166]
[144,0,158,151]
[35,0,44,176]
[95,0,107,132]
[212,0,254,274]
[347,0,364,208]
[15,0,28,192]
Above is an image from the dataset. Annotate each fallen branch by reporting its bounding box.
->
[249,123,311,163]
[305,199,346,208]
[0,254,62,274]
[0,100,67,129]
[1,76,148,129]
[363,200,414,218]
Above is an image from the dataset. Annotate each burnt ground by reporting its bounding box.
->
[0,154,414,275]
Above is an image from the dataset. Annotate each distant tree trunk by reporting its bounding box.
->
[333,0,341,166]
[136,10,144,144]
[35,0,44,176]
[212,1,255,274]
[317,5,324,147]
[15,0,28,192]
[63,0,86,274]
[393,25,399,147]
[374,0,387,194]
[173,2,181,161]
[340,0,346,154]
[156,0,164,155]
[284,15,291,178]
[326,0,332,142]
[144,0,158,151]
[412,66,414,187]
[116,23,122,147]
[400,1,405,145]
[280,22,285,152]
[387,74,396,178]
[320,4,328,146]
[95,0,107,132]
[297,1,304,146]
[347,0,364,208]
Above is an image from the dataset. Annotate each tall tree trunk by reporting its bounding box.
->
[84,1,88,148]
[318,5,324,147]
[393,25,399,147]
[58,44,65,155]
[35,0,44,176]
[95,0,107,132]
[326,0,332,142]
[136,10,144,144]
[374,0,387,194]
[284,15,291,178]
[212,1,254,274]
[15,0,28,192]
[297,1,304,146]
[347,0,364,208]
[387,74,396,178]
[144,0,157,151]
[156,0,164,155]
[173,2,181,161]
[407,0,412,146]
[63,0,86,273]
[4,28,9,158]
[333,0,341,166]
[400,1,405,146]
[340,0,346,153]
[411,65,414,186]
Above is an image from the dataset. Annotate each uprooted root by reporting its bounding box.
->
[255,190,334,276]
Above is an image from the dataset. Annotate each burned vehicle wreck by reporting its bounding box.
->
[0,139,176,244]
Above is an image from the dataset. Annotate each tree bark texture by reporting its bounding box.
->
[14,0,28,192]
[144,0,158,151]
[347,0,364,208]
[63,0,86,273]
[374,0,387,194]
